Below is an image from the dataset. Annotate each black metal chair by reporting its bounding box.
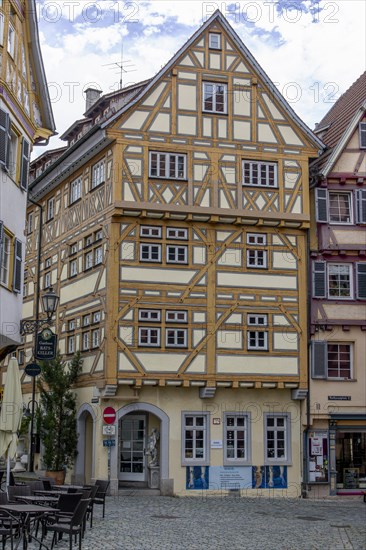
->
[93,480,109,518]
[29,480,44,494]
[85,485,98,528]
[0,510,20,550]
[7,485,31,503]
[47,499,89,550]
[38,492,82,541]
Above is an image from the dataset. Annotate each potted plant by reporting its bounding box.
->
[36,351,82,484]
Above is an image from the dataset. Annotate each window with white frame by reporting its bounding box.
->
[67,335,75,354]
[311,341,352,380]
[203,82,227,114]
[0,232,11,286]
[70,176,82,204]
[182,413,209,464]
[18,349,24,365]
[82,314,90,327]
[44,272,51,289]
[84,250,93,270]
[8,128,18,180]
[140,243,162,262]
[7,23,15,58]
[224,413,250,464]
[209,32,221,49]
[328,263,352,298]
[92,311,101,324]
[94,229,103,241]
[138,327,160,347]
[82,332,90,351]
[140,225,162,238]
[149,152,187,180]
[91,159,105,189]
[166,328,187,348]
[27,213,33,235]
[328,192,352,223]
[46,197,54,221]
[94,246,103,265]
[91,328,100,348]
[167,245,188,264]
[166,310,187,323]
[70,243,77,255]
[243,161,278,188]
[315,188,366,224]
[360,122,366,149]
[0,14,4,47]
[166,227,188,240]
[45,257,52,269]
[246,233,268,269]
[68,319,75,331]
[139,309,161,322]
[69,259,78,277]
[265,414,291,463]
[247,314,268,350]
[85,235,93,247]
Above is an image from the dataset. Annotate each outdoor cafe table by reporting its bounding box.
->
[14,495,59,506]
[34,490,82,497]
[54,484,84,491]
[0,503,55,549]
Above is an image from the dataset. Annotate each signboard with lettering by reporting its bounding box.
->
[103,439,116,447]
[25,363,42,377]
[35,329,57,360]
[208,466,252,490]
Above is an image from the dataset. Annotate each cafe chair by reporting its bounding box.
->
[0,493,8,505]
[47,499,89,550]
[7,485,31,503]
[0,510,21,550]
[85,485,98,528]
[93,480,109,518]
[38,492,82,541]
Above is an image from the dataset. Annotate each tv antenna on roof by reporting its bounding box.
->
[102,43,136,90]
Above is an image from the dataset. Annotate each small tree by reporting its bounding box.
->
[36,351,82,471]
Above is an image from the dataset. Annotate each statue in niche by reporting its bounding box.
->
[146,428,160,467]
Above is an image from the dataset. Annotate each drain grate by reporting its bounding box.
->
[151,515,180,520]
[296,516,325,521]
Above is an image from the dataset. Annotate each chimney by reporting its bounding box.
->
[85,88,102,112]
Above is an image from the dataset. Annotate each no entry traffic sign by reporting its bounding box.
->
[103,406,116,425]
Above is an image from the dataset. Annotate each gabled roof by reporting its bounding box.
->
[314,72,366,149]
[102,10,323,151]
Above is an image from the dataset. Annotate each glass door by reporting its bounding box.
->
[119,414,146,482]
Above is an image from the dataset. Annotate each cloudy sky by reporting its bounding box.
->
[36,0,365,153]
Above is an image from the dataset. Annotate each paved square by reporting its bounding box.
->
[25,495,366,550]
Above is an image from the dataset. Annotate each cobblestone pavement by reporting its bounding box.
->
[25,495,366,550]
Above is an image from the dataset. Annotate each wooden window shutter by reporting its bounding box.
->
[315,188,328,223]
[356,263,366,299]
[355,189,366,224]
[311,341,327,379]
[0,108,10,168]
[313,261,326,298]
[20,138,30,191]
[13,238,22,293]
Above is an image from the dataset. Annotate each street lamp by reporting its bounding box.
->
[20,286,59,472]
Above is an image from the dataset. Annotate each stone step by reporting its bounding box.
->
[118,488,161,496]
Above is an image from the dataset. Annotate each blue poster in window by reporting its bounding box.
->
[186,466,209,490]
[252,466,287,488]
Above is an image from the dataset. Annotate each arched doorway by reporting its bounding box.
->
[74,404,97,485]
[110,403,170,494]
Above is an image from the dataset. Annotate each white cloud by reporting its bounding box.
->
[35,0,365,155]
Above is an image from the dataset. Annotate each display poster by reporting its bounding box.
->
[308,431,328,483]
[343,468,359,489]
[208,466,251,490]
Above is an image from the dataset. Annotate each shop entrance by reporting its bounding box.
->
[118,414,147,482]
[336,432,366,491]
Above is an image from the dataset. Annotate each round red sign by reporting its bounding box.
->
[103,406,116,425]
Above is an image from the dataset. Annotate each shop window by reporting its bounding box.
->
[182,412,210,465]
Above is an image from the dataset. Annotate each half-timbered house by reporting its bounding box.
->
[308,72,366,497]
[23,11,323,495]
